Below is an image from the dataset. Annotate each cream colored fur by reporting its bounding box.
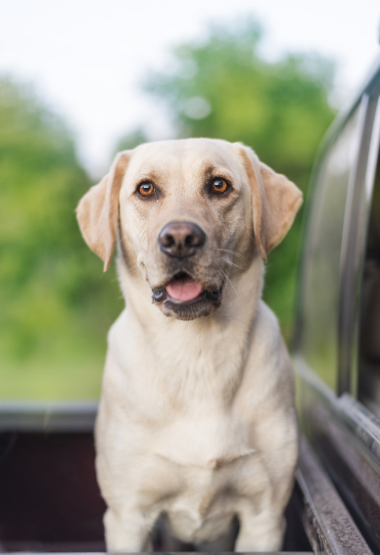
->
[76,138,302,552]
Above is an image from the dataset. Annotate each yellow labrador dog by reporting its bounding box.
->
[77,138,302,552]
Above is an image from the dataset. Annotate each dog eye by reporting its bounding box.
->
[210,179,228,195]
[138,182,156,197]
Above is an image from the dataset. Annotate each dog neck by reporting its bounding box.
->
[114,251,265,407]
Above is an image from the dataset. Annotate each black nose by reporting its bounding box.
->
[158,221,206,258]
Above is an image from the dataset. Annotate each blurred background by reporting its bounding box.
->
[0,0,379,400]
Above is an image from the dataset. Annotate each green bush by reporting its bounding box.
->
[0,78,123,398]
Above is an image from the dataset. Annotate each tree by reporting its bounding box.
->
[0,78,122,398]
[142,17,337,337]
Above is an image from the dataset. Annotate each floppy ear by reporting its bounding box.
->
[76,151,131,271]
[237,144,303,262]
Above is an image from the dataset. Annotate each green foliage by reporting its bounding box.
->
[0,78,123,398]
[144,17,337,337]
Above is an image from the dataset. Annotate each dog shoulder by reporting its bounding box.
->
[251,300,287,366]
[101,310,132,399]
[236,300,295,410]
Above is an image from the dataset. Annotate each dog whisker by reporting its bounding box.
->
[219,268,238,298]
[221,257,246,271]
[217,248,245,260]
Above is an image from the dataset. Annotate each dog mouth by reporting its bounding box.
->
[152,272,223,306]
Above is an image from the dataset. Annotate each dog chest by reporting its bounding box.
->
[152,410,254,467]
[154,444,266,544]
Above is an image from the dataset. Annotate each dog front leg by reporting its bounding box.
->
[104,507,152,552]
[235,506,285,552]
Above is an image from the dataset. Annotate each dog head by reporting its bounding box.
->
[77,139,302,320]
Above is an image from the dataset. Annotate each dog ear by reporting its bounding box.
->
[76,151,131,271]
[237,144,303,262]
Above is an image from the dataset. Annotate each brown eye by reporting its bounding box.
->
[211,178,228,194]
[138,182,155,197]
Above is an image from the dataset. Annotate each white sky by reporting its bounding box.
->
[1,0,380,177]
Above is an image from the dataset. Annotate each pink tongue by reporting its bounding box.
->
[166,277,202,301]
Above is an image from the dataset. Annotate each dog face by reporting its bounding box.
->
[77,138,302,320]
[118,140,254,320]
